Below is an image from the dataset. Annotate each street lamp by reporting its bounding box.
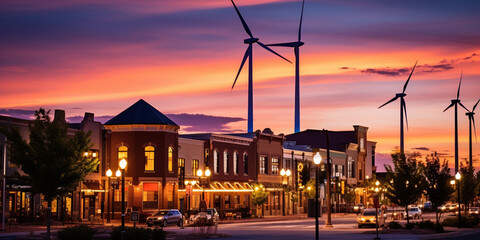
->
[106,169,112,223]
[280,168,291,216]
[197,167,211,211]
[119,158,127,232]
[456,172,461,227]
[313,152,322,240]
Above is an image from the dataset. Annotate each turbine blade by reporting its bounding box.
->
[378,96,399,109]
[231,0,253,38]
[457,70,463,99]
[472,115,477,142]
[232,46,250,90]
[402,98,409,131]
[472,99,480,112]
[257,41,291,63]
[298,0,305,42]
[402,60,417,94]
[443,103,455,112]
[459,101,469,112]
[265,42,297,47]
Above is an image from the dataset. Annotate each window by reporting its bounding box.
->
[168,147,173,172]
[338,165,343,178]
[143,183,158,209]
[260,156,267,174]
[272,157,279,175]
[192,159,199,176]
[360,138,365,150]
[118,146,128,169]
[223,151,229,174]
[178,158,185,175]
[233,152,239,174]
[144,146,155,171]
[348,158,354,178]
[214,150,219,174]
[243,153,248,175]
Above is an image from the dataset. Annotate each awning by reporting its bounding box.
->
[81,181,105,192]
[179,181,253,193]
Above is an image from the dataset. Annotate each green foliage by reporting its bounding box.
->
[303,179,315,199]
[252,183,269,207]
[342,186,356,205]
[300,162,311,186]
[404,222,415,230]
[57,225,97,240]
[385,152,425,224]
[3,109,98,201]
[423,152,454,225]
[111,227,165,240]
[459,165,478,209]
[388,221,402,229]
[442,216,480,228]
[415,220,434,229]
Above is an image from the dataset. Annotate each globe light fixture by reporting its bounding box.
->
[106,169,112,177]
[375,180,380,186]
[280,168,286,176]
[197,169,203,177]
[119,158,127,169]
[455,172,461,180]
[313,152,322,165]
[115,169,121,177]
[205,168,211,177]
[286,169,291,177]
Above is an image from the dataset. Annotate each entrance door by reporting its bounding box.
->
[83,196,96,219]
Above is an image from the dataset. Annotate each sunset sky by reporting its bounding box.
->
[1,0,480,171]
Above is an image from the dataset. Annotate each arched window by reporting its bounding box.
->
[168,147,173,172]
[243,153,248,175]
[214,150,219,174]
[233,152,239,175]
[223,151,229,174]
[118,146,128,168]
[145,146,154,171]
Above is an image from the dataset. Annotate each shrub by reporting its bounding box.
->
[434,224,445,233]
[416,220,435,229]
[442,216,480,228]
[404,222,415,230]
[111,226,166,240]
[388,221,402,229]
[57,225,97,240]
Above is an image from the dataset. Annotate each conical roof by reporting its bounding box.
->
[104,99,178,126]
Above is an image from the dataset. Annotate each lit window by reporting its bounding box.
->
[214,150,219,173]
[272,157,279,175]
[192,159,199,176]
[178,158,185,175]
[233,152,239,174]
[145,146,154,171]
[224,151,229,174]
[168,147,173,172]
[260,156,267,174]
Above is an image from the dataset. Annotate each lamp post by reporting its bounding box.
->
[106,169,112,224]
[323,129,333,227]
[197,167,211,211]
[114,169,121,220]
[456,172,461,227]
[280,168,291,216]
[119,158,127,232]
[184,180,197,220]
[313,152,322,240]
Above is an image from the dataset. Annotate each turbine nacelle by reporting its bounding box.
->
[395,93,406,98]
[244,38,259,44]
[452,99,460,104]
[466,112,475,116]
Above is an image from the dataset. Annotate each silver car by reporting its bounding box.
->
[146,209,183,227]
[193,208,220,225]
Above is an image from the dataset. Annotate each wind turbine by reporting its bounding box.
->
[378,62,417,157]
[230,0,291,133]
[266,0,305,133]
[443,71,468,173]
[465,99,480,168]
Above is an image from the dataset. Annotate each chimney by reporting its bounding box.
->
[53,110,66,123]
[83,112,94,122]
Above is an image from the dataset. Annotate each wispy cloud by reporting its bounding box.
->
[353,53,478,76]
[167,113,245,133]
[0,108,35,119]
[412,147,430,151]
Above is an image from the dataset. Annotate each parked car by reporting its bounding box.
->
[423,202,432,211]
[146,209,183,227]
[353,204,364,213]
[468,207,479,216]
[404,207,422,219]
[192,208,219,225]
[356,208,385,228]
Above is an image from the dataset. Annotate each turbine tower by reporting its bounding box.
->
[464,99,479,168]
[267,0,305,133]
[230,0,291,133]
[378,62,417,156]
[443,71,468,173]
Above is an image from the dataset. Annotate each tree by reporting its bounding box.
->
[385,152,425,224]
[2,109,98,239]
[423,152,454,225]
[459,164,478,216]
[303,179,316,199]
[251,183,269,217]
[342,185,356,213]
